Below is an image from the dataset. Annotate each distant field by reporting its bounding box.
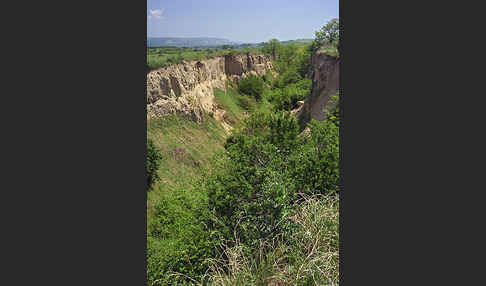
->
[281,38,314,45]
[147,46,262,70]
[146,40,316,70]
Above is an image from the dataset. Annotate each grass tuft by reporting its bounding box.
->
[203,195,339,286]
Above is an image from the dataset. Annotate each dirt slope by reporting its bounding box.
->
[147,53,273,123]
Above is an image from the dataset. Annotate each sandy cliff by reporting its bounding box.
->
[296,52,340,123]
[147,53,273,122]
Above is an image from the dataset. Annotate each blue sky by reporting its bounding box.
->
[147,0,339,43]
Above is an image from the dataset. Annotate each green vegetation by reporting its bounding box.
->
[261,38,281,60]
[146,85,275,284]
[237,74,265,101]
[214,87,258,126]
[147,114,339,286]
[146,114,228,285]
[147,114,227,217]
[313,18,340,56]
[280,38,314,45]
[147,46,263,70]
[315,18,339,48]
[147,22,340,285]
[147,189,213,285]
[147,139,163,191]
[206,195,338,285]
[146,111,339,285]
[147,18,339,70]
[261,39,314,113]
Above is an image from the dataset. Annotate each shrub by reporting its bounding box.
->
[206,137,296,248]
[315,18,340,49]
[262,39,281,60]
[272,79,311,111]
[287,119,340,195]
[208,115,339,249]
[277,69,302,88]
[147,191,215,285]
[207,112,302,247]
[147,139,163,191]
[238,74,265,101]
[267,111,299,153]
[204,195,339,286]
[236,95,252,111]
[263,71,274,84]
[325,94,340,127]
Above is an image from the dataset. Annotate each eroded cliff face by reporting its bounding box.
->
[296,52,340,123]
[147,53,273,122]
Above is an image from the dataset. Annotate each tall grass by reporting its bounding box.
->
[146,113,227,218]
[203,195,339,286]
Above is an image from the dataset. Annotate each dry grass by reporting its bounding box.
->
[201,194,339,286]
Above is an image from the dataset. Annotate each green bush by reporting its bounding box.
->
[147,191,215,285]
[325,94,340,127]
[287,119,340,195]
[238,74,265,101]
[276,69,302,88]
[263,70,274,84]
[267,112,299,153]
[207,136,296,248]
[205,195,339,286]
[272,79,311,111]
[206,112,339,249]
[315,18,339,49]
[147,139,163,191]
[207,112,302,247]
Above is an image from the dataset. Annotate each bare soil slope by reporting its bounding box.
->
[146,53,274,123]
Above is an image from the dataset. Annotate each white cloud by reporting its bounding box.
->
[148,9,164,20]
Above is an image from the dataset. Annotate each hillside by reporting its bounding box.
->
[146,52,274,215]
[146,42,340,285]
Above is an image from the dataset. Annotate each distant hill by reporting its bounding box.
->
[147,37,240,47]
[281,39,314,45]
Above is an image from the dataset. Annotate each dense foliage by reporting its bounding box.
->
[205,111,339,248]
[147,25,340,284]
[315,18,339,49]
[206,195,339,285]
[147,139,163,191]
[262,40,314,112]
[147,189,214,285]
[271,79,312,111]
[237,74,265,101]
[261,38,281,60]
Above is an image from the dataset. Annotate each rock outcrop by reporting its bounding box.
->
[297,51,340,123]
[147,53,273,122]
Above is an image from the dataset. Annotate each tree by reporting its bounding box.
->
[262,39,281,60]
[147,139,163,191]
[315,18,339,49]
[238,74,265,101]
